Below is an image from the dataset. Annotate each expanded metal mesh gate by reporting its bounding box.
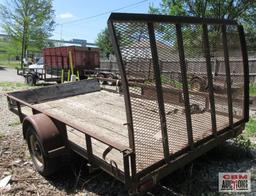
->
[108,13,248,172]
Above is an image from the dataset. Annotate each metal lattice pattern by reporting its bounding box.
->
[110,16,246,172]
[114,22,164,170]
[154,24,189,153]
[227,25,244,122]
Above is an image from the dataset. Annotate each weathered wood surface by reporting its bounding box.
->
[31,90,240,171]
[34,90,129,144]
[8,79,100,104]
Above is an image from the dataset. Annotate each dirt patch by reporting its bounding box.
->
[1,131,255,195]
[0,132,127,196]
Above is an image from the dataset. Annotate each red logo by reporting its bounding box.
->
[219,173,251,192]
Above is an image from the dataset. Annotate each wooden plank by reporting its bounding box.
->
[8,79,100,104]
[34,91,129,146]
[31,90,240,172]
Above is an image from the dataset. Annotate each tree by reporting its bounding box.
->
[0,0,55,68]
[96,27,114,58]
[149,0,256,52]
[96,25,150,58]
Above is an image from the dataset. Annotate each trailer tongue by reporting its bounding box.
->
[6,13,249,195]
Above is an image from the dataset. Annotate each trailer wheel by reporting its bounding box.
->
[26,126,59,176]
[190,78,206,92]
[26,74,36,86]
[97,73,106,85]
[106,74,116,86]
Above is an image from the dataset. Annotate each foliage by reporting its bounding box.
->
[233,117,256,150]
[96,25,146,57]
[233,135,253,151]
[96,27,114,58]
[0,60,20,68]
[245,117,256,137]
[0,37,21,66]
[250,83,256,96]
[0,0,55,67]
[161,75,183,89]
[149,0,256,54]
[0,82,27,87]
[149,0,256,20]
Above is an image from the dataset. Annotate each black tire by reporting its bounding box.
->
[26,74,36,86]
[26,126,59,176]
[106,74,116,86]
[97,73,106,85]
[190,78,206,92]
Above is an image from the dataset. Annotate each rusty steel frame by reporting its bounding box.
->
[6,93,133,184]
[175,23,194,149]
[202,24,217,136]
[5,13,249,194]
[238,25,250,122]
[221,25,234,126]
[108,12,249,191]
[148,22,170,162]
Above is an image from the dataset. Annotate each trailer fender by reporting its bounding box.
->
[22,113,67,157]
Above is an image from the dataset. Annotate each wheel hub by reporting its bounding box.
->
[30,135,44,168]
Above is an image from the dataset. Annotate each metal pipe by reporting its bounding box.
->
[175,24,194,149]
[221,25,233,126]
[148,22,170,162]
[238,25,249,122]
[108,13,238,25]
[85,135,93,163]
[107,20,137,176]
[202,24,217,136]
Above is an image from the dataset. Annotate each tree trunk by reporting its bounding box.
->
[21,24,26,70]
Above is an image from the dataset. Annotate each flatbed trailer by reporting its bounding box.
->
[6,13,249,195]
[17,46,100,85]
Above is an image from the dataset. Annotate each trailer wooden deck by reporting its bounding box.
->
[30,90,240,172]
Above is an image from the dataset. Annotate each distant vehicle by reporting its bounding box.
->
[23,57,45,85]
[28,57,44,70]
[27,57,44,73]
[17,46,100,85]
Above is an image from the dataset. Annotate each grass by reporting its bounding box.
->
[234,117,256,150]
[0,82,27,88]
[161,75,183,89]
[250,84,256,96]
[245,117,256,137]
[0,60,20,69]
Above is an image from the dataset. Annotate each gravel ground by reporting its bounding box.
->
[0,84,256,196]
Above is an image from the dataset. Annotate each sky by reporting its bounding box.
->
[0,0,162,43]
[52,0,162,43]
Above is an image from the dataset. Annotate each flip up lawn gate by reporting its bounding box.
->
[6,13,249,195]
[108,13,248,192]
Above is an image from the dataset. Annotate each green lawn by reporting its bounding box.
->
[0,82,28,88]
[0,82,30,92]
[0,82,27,87]
[245,117,256,137]
[250,84,256,96]
[0,60,20,69]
